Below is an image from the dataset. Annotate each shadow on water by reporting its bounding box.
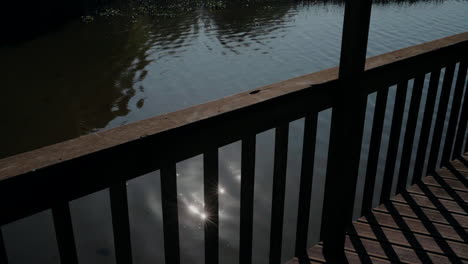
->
[0,17,154,158]
[1,0,113,45]
[0,2,298,159]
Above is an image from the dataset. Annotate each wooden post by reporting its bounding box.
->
[321,0,373,261]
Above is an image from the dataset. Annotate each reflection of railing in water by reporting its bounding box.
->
[0,31,466,263]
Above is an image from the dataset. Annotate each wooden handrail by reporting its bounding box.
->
[363,32,468,89]
[0,32,467,226]
[1,32,467,181]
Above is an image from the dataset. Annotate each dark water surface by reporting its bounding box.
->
[1,0,467,263]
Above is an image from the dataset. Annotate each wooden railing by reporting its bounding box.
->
[0,32,467,264]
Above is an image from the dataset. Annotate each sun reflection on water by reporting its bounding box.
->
[219,187,226,194]
[183,185,228,221]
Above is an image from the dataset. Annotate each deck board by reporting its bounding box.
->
[305,156,468,263]
[406,185,468,202]
[359,211,466,243]
[374,202,468,228]
[390,192,466,215]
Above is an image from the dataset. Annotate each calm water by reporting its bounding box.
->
[1,0,467,263]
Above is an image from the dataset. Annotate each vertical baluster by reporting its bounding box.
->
[269,123,289,264]
[160,162,180,264]
[52,202,78,264]
[427,64,456,173]
[452,63,468,158]
[239,136,256,264]
[396,75,425,194]
[0,228,7,264]
[456,100,468,155]
[412,69,441,184]
[294,114,317,259]
[465,132,468,153]
[442,62,468,164]
[361,88,389,216]
[379,81,408,204]
[110,181,133,264]
[204,149,219,264]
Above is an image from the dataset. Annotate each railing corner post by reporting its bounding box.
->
[321,0,373,261]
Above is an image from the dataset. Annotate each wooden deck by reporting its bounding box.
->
[291,154,468,264]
